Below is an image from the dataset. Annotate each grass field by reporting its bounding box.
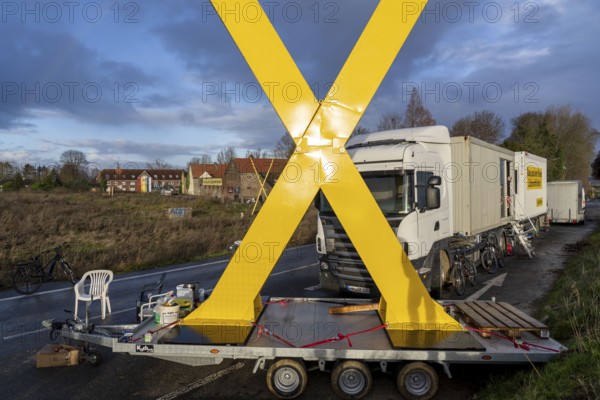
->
[0,190,317,289]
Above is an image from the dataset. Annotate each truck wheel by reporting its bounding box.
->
[451,267,465,296]
[266,359,307,399]
[331,360,372,399]
[396,362,438,400]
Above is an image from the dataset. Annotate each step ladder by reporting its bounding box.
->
[510,220,536,258]
[508,184,539,258]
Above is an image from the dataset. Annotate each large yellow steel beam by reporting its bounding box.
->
[183,0,463,344]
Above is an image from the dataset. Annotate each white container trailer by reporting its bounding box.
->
[547,180,585,223]
[513,152,548,224]
[449,136,515,236]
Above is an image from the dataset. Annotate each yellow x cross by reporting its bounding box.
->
[183,0,463,344]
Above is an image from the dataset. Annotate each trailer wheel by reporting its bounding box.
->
[396,362,438,400]
[331,360,372,399]
[266,359,307,399]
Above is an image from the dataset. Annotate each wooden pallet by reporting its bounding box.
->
[453,301,549,339]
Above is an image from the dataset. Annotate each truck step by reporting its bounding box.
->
[454,301,549,339]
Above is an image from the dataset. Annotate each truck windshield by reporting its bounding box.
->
[363,173,414,215]
[318,172,414,216]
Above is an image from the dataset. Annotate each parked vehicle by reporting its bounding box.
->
[316,126,548,297]
[11,243,77,295]
[547,180,586,224]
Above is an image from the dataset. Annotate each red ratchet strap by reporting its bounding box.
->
[263,299,292,307]
[466,325,560,353]
[253,322,388,349]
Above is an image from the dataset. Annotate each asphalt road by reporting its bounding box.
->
[1,203,598,400]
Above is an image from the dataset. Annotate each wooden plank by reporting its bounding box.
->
[328,303,378,314]
[454,301,549,339]
[496,302,547,329]
[454,302,505,328]
[470,302,525,329]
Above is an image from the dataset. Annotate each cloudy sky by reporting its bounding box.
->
[0,0,598,169]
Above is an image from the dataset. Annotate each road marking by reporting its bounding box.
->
[304,284,322,291]
[0,245,315,303]
[156,362,245,400]
[465,273,507,301]
[271,263,317,277]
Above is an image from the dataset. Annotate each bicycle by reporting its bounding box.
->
[11,243,78,295]
[450,246,477,296]
[480,234,504,274]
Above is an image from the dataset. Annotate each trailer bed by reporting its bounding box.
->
[55,298,565,367]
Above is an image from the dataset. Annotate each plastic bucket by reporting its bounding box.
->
[154,303,180,324]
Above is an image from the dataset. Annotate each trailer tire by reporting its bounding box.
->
[331,360,372,399]
[266,359,307,399]
[396,362,438,400]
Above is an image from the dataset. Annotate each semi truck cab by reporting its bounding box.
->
[316,126,454,296]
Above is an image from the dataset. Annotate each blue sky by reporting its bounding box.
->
[0,0,598,169]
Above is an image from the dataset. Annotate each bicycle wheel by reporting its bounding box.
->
[451,265,465,296]
[481,248,498,274]
[12,265,44,295]
[466,259,477,286]
[493,244,505,268]
[61,261,78,284]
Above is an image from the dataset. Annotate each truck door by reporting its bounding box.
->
[415,171,441,259]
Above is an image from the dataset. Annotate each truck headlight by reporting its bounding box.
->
[320,261,329,271]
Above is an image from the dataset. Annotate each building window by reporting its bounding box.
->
[105,174,109,179]
[131,175,135,179]
[154,175,158,179]
[130,182,135,186]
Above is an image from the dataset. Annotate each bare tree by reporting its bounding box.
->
[377,112,403,131]
[60,150,88,184]
[146,159,171,169]
[401,89,436,128]
[450,110,505,143]
[245,148,269,158]
[274,134,295,159]
[216,146,237,164]
[352,125,370,136]
[188,155,212,167]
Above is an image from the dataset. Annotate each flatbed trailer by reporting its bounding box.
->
[51,297,565,399]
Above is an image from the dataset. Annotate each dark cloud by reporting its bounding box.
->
[0,22,154,130]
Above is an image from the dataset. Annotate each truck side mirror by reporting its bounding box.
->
[426,175,441,210]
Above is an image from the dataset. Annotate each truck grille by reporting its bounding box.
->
[321,215,401,281]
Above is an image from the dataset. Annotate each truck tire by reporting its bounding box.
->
[266,359,308,399]
[331,360,372,399]
[396,362,438,400]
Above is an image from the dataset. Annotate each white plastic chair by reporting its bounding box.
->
[74,270,114,320]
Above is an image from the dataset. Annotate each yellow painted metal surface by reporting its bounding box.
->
[183,0,463,343]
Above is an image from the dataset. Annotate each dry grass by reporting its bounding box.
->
[0,190,317,289]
